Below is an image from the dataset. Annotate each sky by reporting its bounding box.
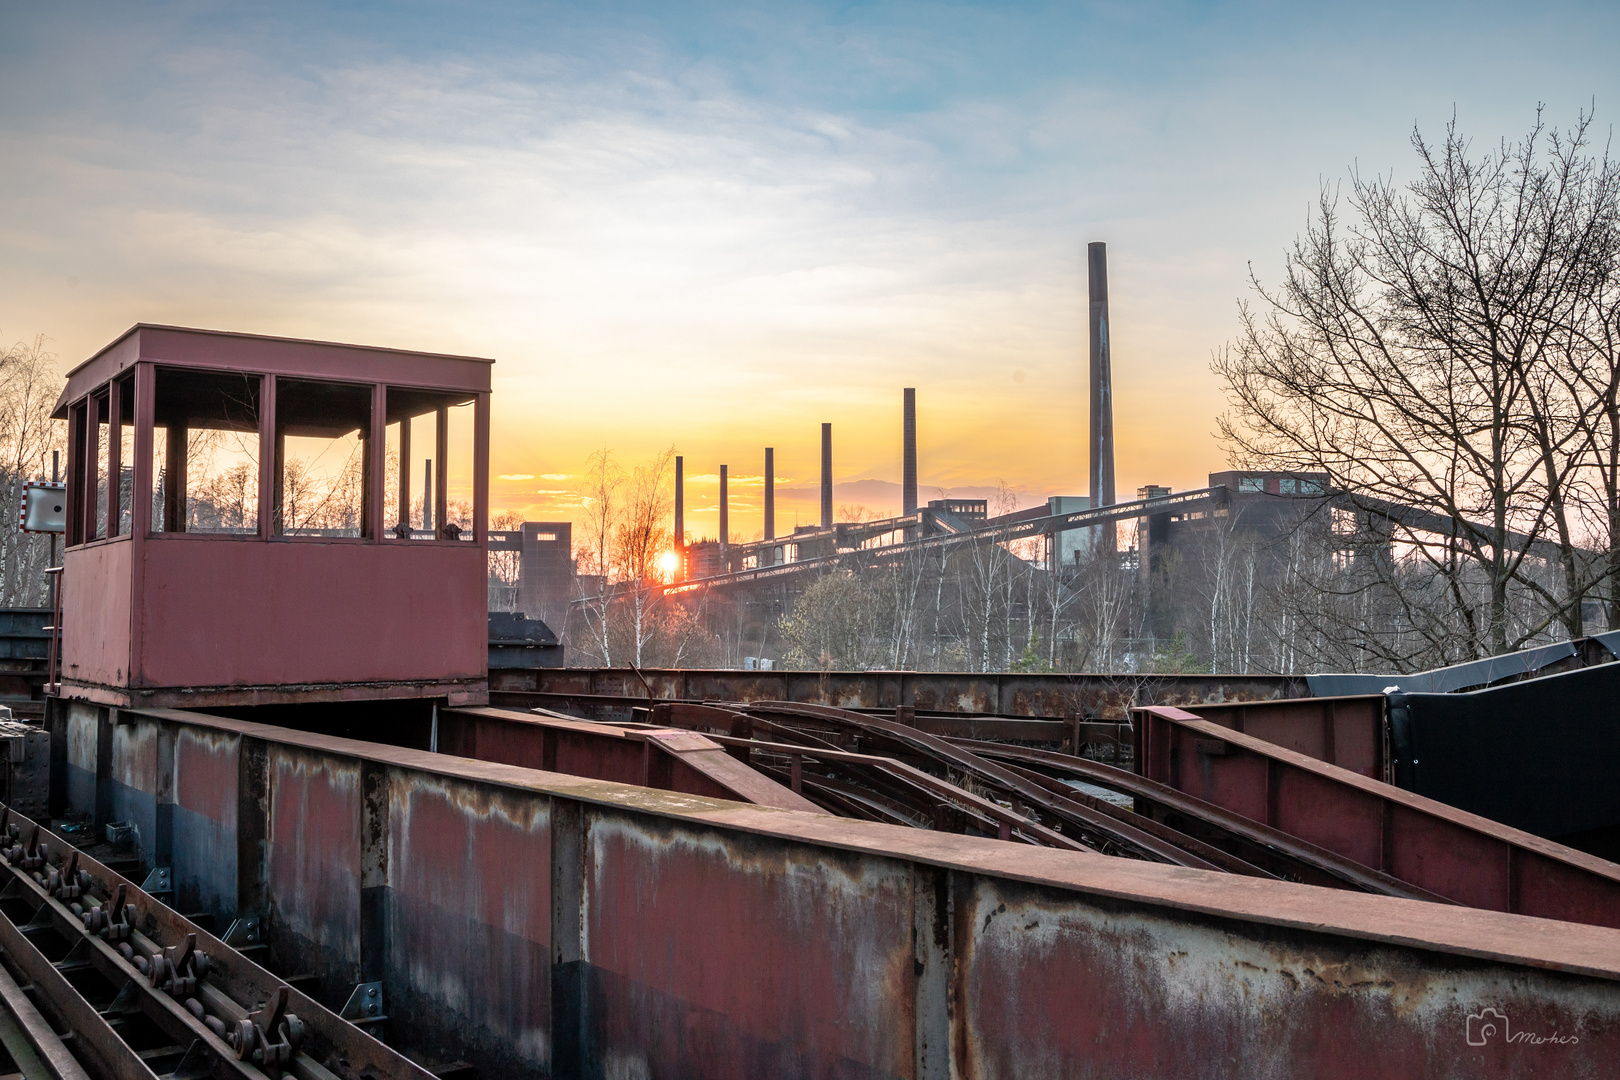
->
[3,0,1617,541]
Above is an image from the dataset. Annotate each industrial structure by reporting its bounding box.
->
[53,325,492,710]
[0,316,1611,1080]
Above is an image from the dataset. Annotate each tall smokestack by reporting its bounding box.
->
[719,464,729,547]
[674,456,684,546]
[764,448,775,541]
[820,423,833,528]
[1088,242,1116,510]
[902,388,918,516]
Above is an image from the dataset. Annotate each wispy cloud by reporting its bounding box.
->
[3,0,1613,545]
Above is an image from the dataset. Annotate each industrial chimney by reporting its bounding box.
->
[764,447,775,542]
[674,456,684,545]
[674,455,685,580]
[719,464,729,548]
[1088,242,1116,510]
[902,388,918,516]
[821,423,833,528]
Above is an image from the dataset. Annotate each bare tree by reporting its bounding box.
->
[1216,108,1619,661]
[573,447,620,666]
[612,447,677,666]
[0,336,65,605]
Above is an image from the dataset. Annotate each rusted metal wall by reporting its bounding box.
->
[493,667,1309,720]
[107,715,158,862]
[386,771,553,1078]
[63,700,99,820]
[1176,694,1387,780]
[266,745,364,1005]
[1134,705,1620,929]
[172,723,239,921]
[59,540,131,693]
[437,708,820,813]
[136,540,488,699]
[46,703,1620,1078]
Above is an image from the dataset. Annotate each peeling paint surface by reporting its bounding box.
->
[172,726,239,918]
[954,874,1620,1079]
[48,705,1620,1080]
[267,747,362,989]
[65,701,98,817]
[108,717,158,863]
[583,811,917,1080]
[387,773,552,1077]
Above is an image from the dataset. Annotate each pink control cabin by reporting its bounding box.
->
[52,325,493,708]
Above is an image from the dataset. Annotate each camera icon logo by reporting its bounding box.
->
[1467,1008,1509,1046]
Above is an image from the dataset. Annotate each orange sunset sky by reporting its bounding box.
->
[4,3,1612,545]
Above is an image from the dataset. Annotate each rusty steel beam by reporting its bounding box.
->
[44,701,1620,1078]
[1133,705,1620,928]
[438,707,819,812]
[663,700,1449,900]
[956,739,1453,902]
[686,700,1233,868]
[648,707,1093,851]
[1176,694,1389,781]
[491,665,1308,721]
[0,802,435,1080]
[492,687,1134,749]
[0,949,89,1080]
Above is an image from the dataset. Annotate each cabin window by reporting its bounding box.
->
[152,368,262,534]
[384,388,477,541]
[273,379,372,538]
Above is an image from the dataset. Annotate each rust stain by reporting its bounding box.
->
[110,718,157,791]
[175,726,239,827]
[387,773,553,1068]
[267,747,363,963]
[582,809,916,1080]
[953,875,1620,1079]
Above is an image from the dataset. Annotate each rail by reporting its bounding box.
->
[0,802,433,1080]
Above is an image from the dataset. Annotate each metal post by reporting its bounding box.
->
[83,394,100,540]
[49,451,58,570]
[367,384,387,541]
[903,388,917,516]
[106,379,122,536]
[821,423,833,529]
[473,393,489,545]
[164,420,187,532]
[258,374,276,538]
[434,406,449,537]
[397,417,411,537]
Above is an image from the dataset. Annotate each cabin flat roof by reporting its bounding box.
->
[55,323,494,415]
